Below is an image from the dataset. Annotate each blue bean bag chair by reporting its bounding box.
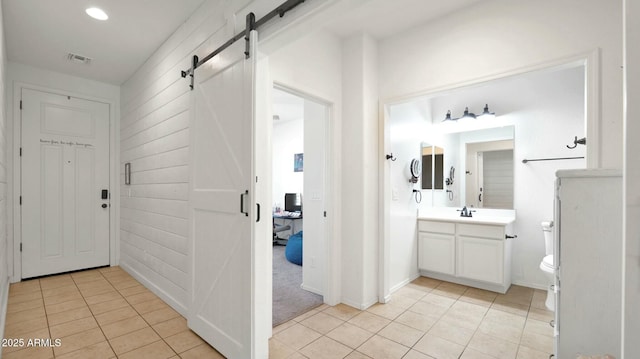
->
[285,231,303,266]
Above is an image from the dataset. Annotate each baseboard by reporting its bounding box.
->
[512,279,548,291]
[0,276,10,359]
[340,296,378,310]
[389,272,421,295]
[301,283,322,296]
[119,263,188,317]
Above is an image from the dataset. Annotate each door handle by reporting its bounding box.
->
[256,203,261,222]
[240,190,248,217]
[101,203,108,208]
[478,193,482,202]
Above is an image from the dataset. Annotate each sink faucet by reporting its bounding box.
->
[457,206,476,218]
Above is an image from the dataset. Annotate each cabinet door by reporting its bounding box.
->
[457,236,503,284]
[418,232,455,275]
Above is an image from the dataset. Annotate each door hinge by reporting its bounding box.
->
[19,148,22,156]
[19,196,22,205]
[20,243,22,252]
[324,211,327,217]
[20,100,22,110]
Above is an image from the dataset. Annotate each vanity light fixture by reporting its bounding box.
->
[443,104,495,122]
[461,107,476,120]
[478,104,496,119]
[86,7,109,21]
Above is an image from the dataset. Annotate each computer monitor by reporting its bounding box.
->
[284,193,302,213]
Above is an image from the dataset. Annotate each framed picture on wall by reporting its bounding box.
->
[294,153,303,172]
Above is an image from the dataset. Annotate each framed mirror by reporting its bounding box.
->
[465,139,514,208]
[430,126,515,209]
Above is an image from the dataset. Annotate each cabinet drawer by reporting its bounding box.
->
[418,220,455,234]
[458,223,504,239]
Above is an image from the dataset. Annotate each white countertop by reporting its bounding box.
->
[418,208,516,226]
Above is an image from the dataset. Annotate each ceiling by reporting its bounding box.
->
[2,0,483,86]
[273,88,304,124]
[327,0,483,39]
[272,0,484,118]
[2,0,206,85]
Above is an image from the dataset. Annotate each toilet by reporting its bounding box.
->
[539,221,555,311]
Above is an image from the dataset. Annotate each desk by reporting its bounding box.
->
[273,213,303,239]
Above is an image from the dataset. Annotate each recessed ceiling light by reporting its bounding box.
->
[86,7,108,21]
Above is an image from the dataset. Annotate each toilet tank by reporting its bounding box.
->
[542,221,554,255]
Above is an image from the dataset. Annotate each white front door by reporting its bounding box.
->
[188,31,264,358]
[21,88,110,278]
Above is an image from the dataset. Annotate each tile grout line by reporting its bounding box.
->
[106,271,182,358]
[283,283,548,359]
[60,271,118,359]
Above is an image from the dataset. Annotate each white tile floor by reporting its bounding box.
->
[3,268,554,359]
[3,266,223,359]
[270,277,554,359]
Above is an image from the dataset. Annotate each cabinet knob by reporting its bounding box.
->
[549,319,555,328]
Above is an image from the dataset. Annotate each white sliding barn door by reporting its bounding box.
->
[21,88,110,278]
[188,31,265,358]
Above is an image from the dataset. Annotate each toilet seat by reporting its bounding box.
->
[540,255,554,272]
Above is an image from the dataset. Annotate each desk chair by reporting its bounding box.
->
[273,223,291,245]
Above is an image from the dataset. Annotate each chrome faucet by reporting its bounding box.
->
[457,206,475,218]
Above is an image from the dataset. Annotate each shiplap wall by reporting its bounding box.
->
[118,0,221,313]
[119,0,300,314]
[0,0,10,341]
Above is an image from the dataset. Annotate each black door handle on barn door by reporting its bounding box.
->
[256,203,261,222]
[240,190,249,216]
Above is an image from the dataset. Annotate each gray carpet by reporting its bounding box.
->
[273,245,323,327]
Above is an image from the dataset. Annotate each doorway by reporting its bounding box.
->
[271,86,330,326]
[20,88,111,278]
[380,60,592,301]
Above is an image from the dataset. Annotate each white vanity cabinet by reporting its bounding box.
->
[418,221,455,275]
[418,218,514,293]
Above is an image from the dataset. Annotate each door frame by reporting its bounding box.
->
[10,82,119,282]
[379,49,600,302]
[272,82,338,306]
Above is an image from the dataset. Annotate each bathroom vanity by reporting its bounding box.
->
[417,211,516,293]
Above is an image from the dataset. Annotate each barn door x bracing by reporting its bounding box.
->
[21,88,110,278]
[188,31,265,358]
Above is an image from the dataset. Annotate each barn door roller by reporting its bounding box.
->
[180,0,307,90]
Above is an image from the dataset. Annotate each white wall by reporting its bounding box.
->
[388,66,585,290]
[272,119,303,211]
[379,0,622,169]
[119,0,227,315]
[341,33,379,309]
[623,0,640,356]
[0,0,9,343]
[387,101,429,292]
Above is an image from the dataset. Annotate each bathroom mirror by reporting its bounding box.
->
[421,144,444,190]
[433,126,515,209]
